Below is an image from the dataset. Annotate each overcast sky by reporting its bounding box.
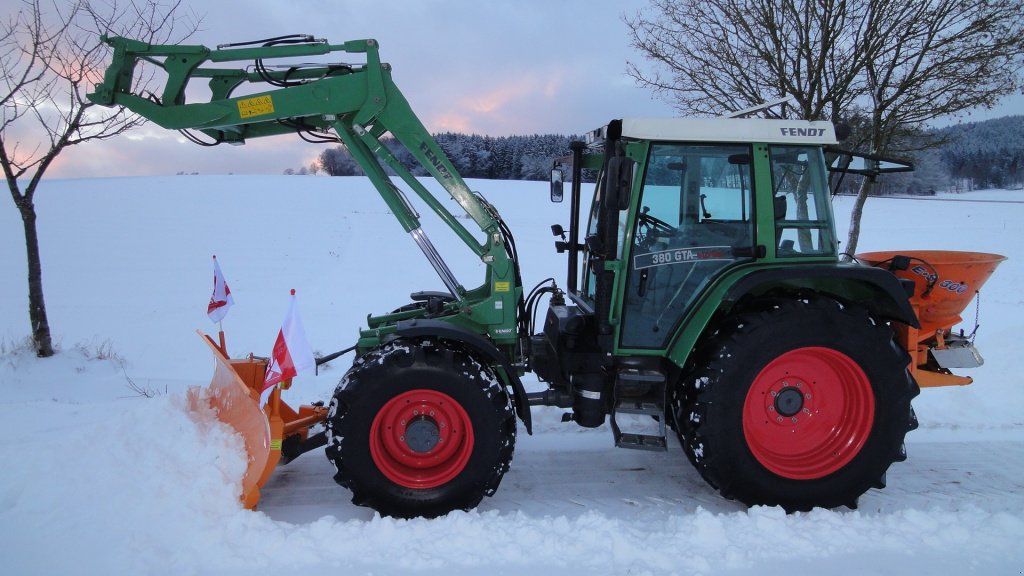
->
[43,0,1023,179]
[49,0,675,178]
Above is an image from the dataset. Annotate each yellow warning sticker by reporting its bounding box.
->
[238,95,274,119]
[495,281,511,293]
[270,439,282,451]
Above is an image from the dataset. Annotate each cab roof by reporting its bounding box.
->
[588,117,839,146]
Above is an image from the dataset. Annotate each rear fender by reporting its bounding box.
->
[722,265,920,328]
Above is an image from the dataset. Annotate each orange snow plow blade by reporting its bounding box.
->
[857,250,1006,387]
[188,332,328,509]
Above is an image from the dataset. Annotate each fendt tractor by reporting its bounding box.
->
[88,34,1005,517]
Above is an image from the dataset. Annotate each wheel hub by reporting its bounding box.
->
[404,416,441,453]
[773,386,805,417]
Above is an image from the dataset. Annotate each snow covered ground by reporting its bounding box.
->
[1,175,1022,575]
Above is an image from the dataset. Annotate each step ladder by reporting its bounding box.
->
[610,368,668,451]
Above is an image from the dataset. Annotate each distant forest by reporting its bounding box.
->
[292,116,1023,194]
[930,115,1024,192]
[307,133,577,181]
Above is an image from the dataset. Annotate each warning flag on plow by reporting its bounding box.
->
[263,289,316,392]
[207,255,234,323]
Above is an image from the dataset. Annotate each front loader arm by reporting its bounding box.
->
[89,35,522,339]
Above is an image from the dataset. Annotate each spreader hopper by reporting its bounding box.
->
[857,250,1006,387]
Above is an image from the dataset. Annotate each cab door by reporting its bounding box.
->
[621,143,756,349]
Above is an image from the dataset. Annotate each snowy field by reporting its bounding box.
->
[1,175,1022,575]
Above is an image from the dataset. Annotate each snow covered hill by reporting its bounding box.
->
[1,175,1022,575]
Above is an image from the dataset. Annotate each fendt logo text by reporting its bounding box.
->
[780,127,827,137]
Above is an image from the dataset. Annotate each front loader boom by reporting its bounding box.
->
[89,35,523,345]
[88,34,539,510]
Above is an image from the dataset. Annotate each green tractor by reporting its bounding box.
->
[89,34,950,518]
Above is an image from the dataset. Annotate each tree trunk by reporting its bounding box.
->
[844,177,875,260]
[17,198,54,357]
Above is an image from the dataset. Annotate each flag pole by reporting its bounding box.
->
[218,320,228,357]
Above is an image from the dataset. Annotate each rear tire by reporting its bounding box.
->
[325,340,515,518]
[674,296,919,511]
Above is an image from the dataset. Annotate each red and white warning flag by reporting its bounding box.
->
[207,255,235,323]
[263,289,316,392]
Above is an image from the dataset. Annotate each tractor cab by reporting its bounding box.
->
[547,118,842,356]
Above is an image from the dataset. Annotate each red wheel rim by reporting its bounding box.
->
[743,347,875,480]
[370,389,474,489]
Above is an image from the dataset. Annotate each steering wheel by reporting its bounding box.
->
[637,208,675,246]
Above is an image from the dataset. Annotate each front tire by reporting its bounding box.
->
[674,296,919,511]
[325,340,516,518]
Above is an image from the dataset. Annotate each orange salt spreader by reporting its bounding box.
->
[856,250,1007,388]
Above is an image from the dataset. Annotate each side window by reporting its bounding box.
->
[581,175,602,301]
[580,169,605,301]
[770,146,836,256]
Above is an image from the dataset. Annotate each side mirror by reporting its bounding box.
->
[604,156,634,210]
[550,168,564,203]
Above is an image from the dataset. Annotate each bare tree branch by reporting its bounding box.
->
[625,0,869,120]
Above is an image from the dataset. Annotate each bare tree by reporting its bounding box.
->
[844,0,1024,255]
[626,0,1024,255]
[626,0,871,121]
[1,0,198,357]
